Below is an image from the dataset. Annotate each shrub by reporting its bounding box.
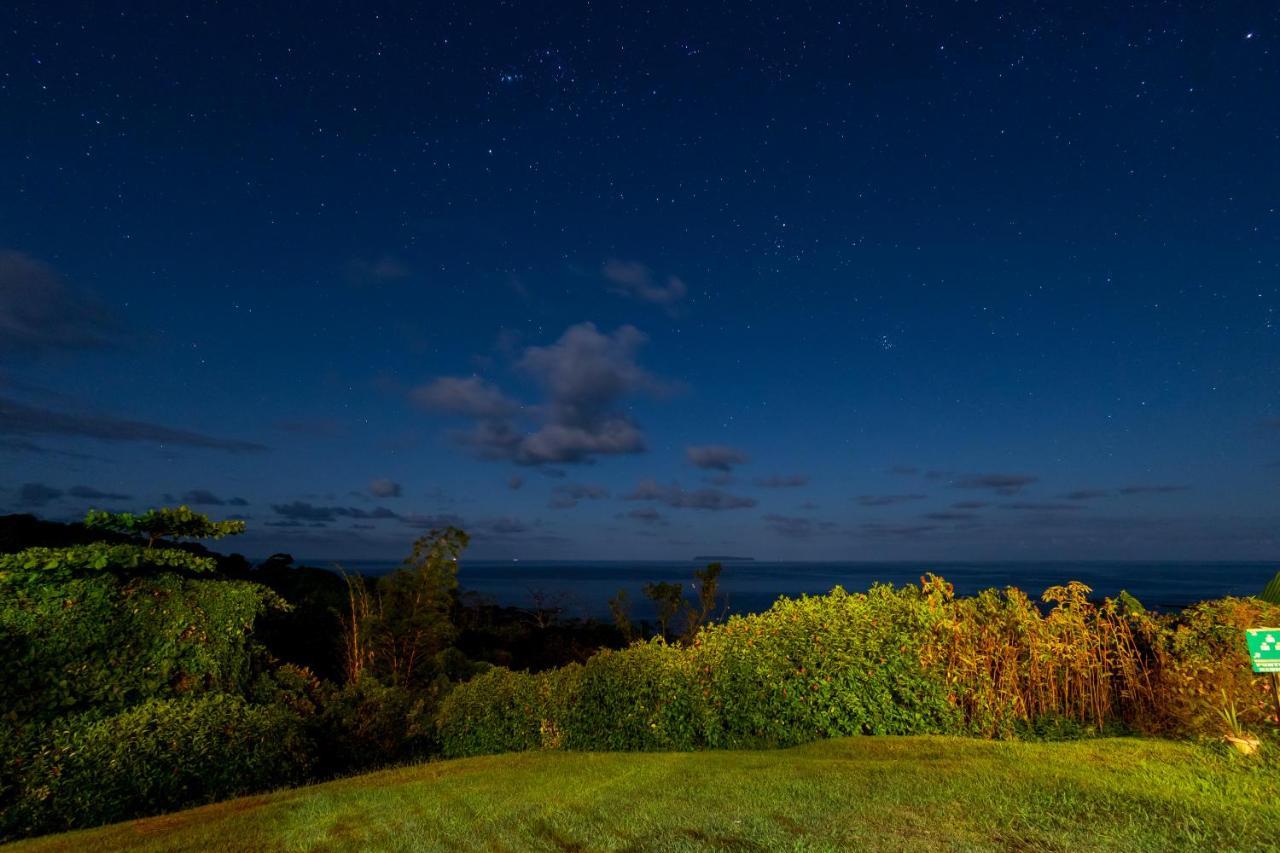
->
[315,677,440,773]
[437,665,579,757]
[559,640,709,751]
[0,695,313,839]
[0,572,283,725]
[1152,596,1280,734]
[698,584,958,747]
[435,579,1280,758]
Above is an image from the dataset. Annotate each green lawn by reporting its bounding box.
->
[9,736,1277,852]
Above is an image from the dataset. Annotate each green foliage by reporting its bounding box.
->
[561,640,709,751]
[348,527,470,687]
[85,505,246,544]
[0,542,216,584]
[608,588,634,643]
[699,585,958,747]
[1260,570,1280,605]
[0,507,245,586]
[0,572,285,724]
[438,579,1280,758]
[643,581,683,641]
[316,678,439,773]
[1153,595,1280,732]
[436,664,582,758]
[684,562,723,640]
[0,696,313,839]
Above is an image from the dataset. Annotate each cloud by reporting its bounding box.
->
[1063,489,1111,501]
[951,501,988,510]
[952,474,1037,495]
[507,475,524,490]
[1117,484,1189,495]
[625,478,757,510]
[619,507,667,525]
[855,494,926,507]
[180,489,248,506]
[859,522,939,538]
[67,485,131,500]
[400,512,467,529]
[549,482,610,509]
[416,323,663,466]
[368,478,402,498]
[0,396,266,452]
[763,513,838,539]
[272,501,399,523]
[1001,502,1083,512]
[686,445,749,472]
[346,256,410,285]
[16,482,62,507]
[0,438,94,459]
[483,517,528,535]
[411,376,518,419]
[753,474,809,488]
[0,251,120,355]
[602,259,687,308]
[922,511,978,522]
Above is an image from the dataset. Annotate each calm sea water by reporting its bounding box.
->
[309,559,1276,620]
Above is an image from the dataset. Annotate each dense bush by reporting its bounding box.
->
[0,695,313,838]
[1152,596,1280,733]
[438,579,1280,757]
[438,665,572,757]
[0,572,284,726]
[314,677,440,773]
[560,641,707,751]
[699,584,959,747]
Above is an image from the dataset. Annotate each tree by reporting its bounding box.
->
[0,506,243,584]
[643,581,684,642]
[85,506,245,548]
[608,588,634,643]
[684,562,723,640]
[346,526,470,687]
[0,506,281,723]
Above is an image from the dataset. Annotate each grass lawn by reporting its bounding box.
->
[8,736,1277,852]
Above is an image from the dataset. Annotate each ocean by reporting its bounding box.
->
[308,559,1277,620]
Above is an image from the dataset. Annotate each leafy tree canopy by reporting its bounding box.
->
[86,505,246,545]
[1,507,242,585]
[0,542,217,585]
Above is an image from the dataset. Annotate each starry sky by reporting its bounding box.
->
[2,2,1277,561]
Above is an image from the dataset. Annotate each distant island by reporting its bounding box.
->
[693,555,755,562]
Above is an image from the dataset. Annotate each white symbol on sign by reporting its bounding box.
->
[1268,635,1277,643]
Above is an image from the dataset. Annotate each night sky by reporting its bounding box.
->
[2,2,1277,561]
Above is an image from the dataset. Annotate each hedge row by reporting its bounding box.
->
[1,695,313,838]
[437,580,1280,757]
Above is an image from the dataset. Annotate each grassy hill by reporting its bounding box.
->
[9,736,1276,852]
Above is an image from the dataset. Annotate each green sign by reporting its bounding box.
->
[1246,628,1280,673]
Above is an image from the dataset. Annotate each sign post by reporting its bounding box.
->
[1245,628,1280,724]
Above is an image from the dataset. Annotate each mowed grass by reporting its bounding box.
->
[9,736,1278,852]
